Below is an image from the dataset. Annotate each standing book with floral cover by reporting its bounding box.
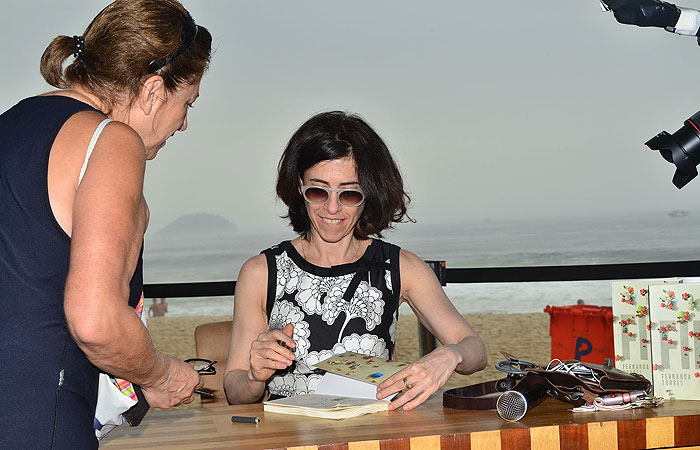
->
[612,279,679,386]
[648,283,700,400]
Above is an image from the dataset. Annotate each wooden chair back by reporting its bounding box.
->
[194,320,232,406]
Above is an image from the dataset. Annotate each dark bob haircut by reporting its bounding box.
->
[277,111,412,238]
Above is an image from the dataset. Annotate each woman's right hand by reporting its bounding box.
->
[141,354,203,408]
[247,323,296,383]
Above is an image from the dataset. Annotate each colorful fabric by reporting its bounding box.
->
[134,293,145,318]
[108,293,145,402]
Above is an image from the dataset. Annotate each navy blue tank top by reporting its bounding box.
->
[0,96,143,449]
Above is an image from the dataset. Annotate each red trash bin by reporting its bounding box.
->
[543,304,614,365]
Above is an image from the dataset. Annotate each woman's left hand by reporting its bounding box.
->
[375,345,462,411]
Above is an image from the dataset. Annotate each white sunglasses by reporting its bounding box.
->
[301,185,365,207]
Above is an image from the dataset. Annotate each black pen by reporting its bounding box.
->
[194,388,213,397]
[231,415,260,424]
[276,339,296,352]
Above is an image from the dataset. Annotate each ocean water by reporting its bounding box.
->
[143,213,700,317]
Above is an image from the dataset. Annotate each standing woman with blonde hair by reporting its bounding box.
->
[0,1,211,448]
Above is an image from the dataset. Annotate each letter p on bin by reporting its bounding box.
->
[544,304,614,364]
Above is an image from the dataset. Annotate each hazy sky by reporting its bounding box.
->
[3,1,700,235]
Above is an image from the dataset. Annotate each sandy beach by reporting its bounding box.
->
[147,312,550,407]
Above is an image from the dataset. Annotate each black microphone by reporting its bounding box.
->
[496,374,549,421]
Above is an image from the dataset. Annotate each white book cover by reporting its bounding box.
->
[648,283,700,400]
[313,372,389,401]
[612,279,679,384]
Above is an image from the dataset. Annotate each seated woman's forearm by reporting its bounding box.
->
[453,335,488,375]
[224,369,267,404]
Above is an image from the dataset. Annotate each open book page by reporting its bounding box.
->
[263,394,388,420]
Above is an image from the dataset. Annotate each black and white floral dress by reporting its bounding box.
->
[263,239,401,399]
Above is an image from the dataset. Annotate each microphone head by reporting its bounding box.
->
[496,390,528,422]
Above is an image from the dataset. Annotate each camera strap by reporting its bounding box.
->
[442,377,517,410]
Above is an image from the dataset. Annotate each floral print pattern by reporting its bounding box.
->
[264,240,399,398]
[274,252,302,300]
[268,300,311,356]
[296,271,351,315]
[322,280,384,340]
[268,372,323,397]
[332,333,390,359]
[385,259,393,292]
[389,310,398,343]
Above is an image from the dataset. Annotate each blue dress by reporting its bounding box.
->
[0,96,143,449]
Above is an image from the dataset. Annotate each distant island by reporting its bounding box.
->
[154,213,237,238]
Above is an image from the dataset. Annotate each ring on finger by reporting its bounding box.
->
[403,377,413,390]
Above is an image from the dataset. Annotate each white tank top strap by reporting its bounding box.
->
[78,118,112,185]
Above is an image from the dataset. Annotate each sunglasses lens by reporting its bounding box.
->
[185,359,217,374]
[339,190,364,206]
[304,187,329,204]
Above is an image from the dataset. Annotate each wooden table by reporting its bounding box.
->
[101,395,700,450]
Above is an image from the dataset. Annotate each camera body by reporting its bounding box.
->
[646,112,700,188]
[601,0,700,38]
[601,0,700,187]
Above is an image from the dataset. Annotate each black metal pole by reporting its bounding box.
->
[418,261,445,356]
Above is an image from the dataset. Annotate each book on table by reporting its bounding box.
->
[647,283,700,400]
[263,352,410,419]
[611,278,681,386]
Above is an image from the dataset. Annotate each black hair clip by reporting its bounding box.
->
[147,11,198,73]
[73,35,85,58]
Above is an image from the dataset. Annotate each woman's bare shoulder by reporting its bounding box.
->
[58,110,144,160]
[398,248,425,270]
[397,248,441,296]
[233,253,270,311]
[238,254,269,281]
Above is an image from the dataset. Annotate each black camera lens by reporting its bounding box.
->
[646,111,700,189]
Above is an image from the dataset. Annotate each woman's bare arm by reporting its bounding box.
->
[223,254,297,404]
[376,249,487,410]
[62,118,200,408]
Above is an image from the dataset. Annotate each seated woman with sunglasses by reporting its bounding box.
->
[223,111,487,410]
